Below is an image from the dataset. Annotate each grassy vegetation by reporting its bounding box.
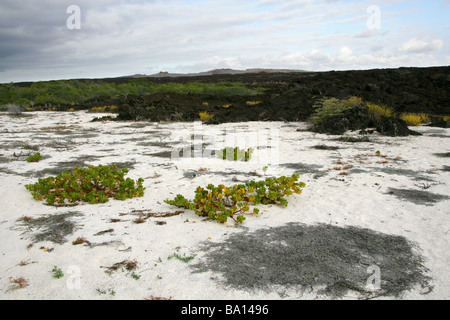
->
[366,102,394,120]
[89,105,118,113]
[399,113,431,126]
[0,79,265,109]
[168,253,197,263]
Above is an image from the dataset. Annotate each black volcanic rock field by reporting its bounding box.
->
[4,66,449,124]
[114,66,450,123]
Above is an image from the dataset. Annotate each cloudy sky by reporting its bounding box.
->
[0,0,449,82]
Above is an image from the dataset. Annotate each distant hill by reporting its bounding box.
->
[145,68,307,78]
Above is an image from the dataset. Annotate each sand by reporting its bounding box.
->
[0,111,448,300]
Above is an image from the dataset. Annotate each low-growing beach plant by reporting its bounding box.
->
[96,288,116,296]
[52,266,64,279]
[399,113,430,126]
[26,152,43,163]
[164,174,305,225]
[246,100,263,105]
[89,105,118,113]
[199,111,214,122]
[168,253,197,263]
[130,272,141,280]
[220,147,254,162]
[25,164,145,206]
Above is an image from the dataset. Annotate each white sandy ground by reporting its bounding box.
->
[0,111,448,300]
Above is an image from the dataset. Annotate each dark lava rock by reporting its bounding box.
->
[312,107,423,137]
[376,116,422,136]
[426,120,449,128]
[104,66,450,124]
[312,106,375,135]
[91,115,115,122]
[15,66,449,121]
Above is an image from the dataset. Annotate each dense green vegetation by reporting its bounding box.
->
[25,164,145,206]
[0,79,265,109]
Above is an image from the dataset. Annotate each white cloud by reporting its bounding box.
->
[399,38,444,53]
[308,49,330,63]
[337,46,353,61]
[181,43,446,74]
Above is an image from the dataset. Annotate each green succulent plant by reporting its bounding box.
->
[165,174,305,225]
[220,147,254,162]
[26,152,43,163]
[25,164,145,206]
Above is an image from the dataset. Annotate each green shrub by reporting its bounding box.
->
[220,147,254,162]
[310,97,364,126]
[164,174,305,225]
[25,164,145,206]
[310,97,408,129]
[367,102,394,120]
[26,152,43,163]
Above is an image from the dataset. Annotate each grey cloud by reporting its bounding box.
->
[0,0,448,82]
[354,29,378,38]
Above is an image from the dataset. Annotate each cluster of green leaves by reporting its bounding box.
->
[220,147,254,162]
[164,174,305,225]
[26,152,43,163]
[25,165,145,206]
[52,266,64,279]
[0,79,266,108]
